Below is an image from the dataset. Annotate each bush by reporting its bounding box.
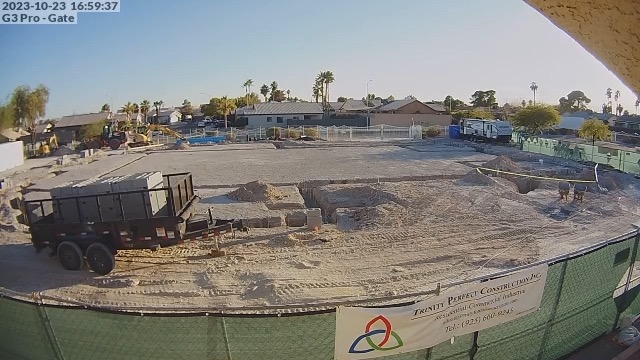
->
[79,120,108,140]
[303,128,319,138]
[266,127,282,139]
[284,128,301,139]
[423,127,442,138]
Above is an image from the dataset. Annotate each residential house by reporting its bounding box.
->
[236,102,323,128]
[610,115,640,130]
[0,128,29,143]
[559,110,614,130]
[148,109,181,124]
[371,99,453,127]
[54,112,112,144]
[111,112,143,126]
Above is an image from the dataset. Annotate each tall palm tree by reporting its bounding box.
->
[321,71,335,104]
[152,100,164,124]
[614,90,621,115]
[315,73,325,104]
[286,89,291,101]
[312,84,321,103]
[530,82,538,105]
[219,96,237,129]
[120,102,136,124]
[270,81,278,101]
[100,103,110,112]
[606,88,613,109]
[635,98,639,114]
[260,84,269,102]
[140,100,151,124]
[243,79,254,106]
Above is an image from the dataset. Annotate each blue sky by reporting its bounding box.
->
[0,0,637,118]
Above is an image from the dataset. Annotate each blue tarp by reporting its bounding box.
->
[177,136,226,145]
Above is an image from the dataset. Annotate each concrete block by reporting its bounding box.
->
[285,210,307,227]
[80,150,90,158]
[0,179,14,190]
[307,215,323,231]
[306,208,322,217]
[56,155,70,165]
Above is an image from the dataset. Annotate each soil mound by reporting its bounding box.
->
[52,146,76,156]
[482,156,523,173]
[457,172,495,186]
[174,142,191,150]
[228,181,286,202]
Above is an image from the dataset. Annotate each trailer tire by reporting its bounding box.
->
[57,241,84,271]
[86,243,115,275]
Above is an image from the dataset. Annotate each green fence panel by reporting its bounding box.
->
[475,262,565,360]
[540,239,633,360]
[0,297,56,360]
[429,333,474,360]
[224,312,335,360]
[45,307,221,360]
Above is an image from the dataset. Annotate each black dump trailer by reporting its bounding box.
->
[22,172,243,275]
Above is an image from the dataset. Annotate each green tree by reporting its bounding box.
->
[602,103,612,114]
[260,84,269,102]
[235,93,261,108]
[11,84,50,143]
[579,119,611,143]
[79,119,108,140]
[286,89,291,101]
[120,102,136,124]
[139,100,151,123]
[470,90,497,107]
[337,96,348,102]
[271,89,286,102]
[243,79,254,106]
[180,99,194,117]
[521,100,526,107]
[0,102,15,130]
[443,95,465,111]
[100,103,110,112]
[152,100,164,124]
[605,87,613,110]
[269,81,278,101]
[321,71,335,104]
[512,105,560,134]
[312,84,321,103]
[558,90,591,114]
[530,82,538,105]
[219,96,236,129]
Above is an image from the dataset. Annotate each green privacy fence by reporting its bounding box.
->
[513,133,640,176]
[2,230,640,360]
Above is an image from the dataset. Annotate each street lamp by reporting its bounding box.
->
[366,80,373,127]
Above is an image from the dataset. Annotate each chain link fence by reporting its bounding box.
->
[2,229,640,359]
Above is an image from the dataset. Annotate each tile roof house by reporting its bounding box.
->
[53,112,112,144]
[424,103,447,113]
[376,99,443,114]
[236,102,323,128]
[328,99,382,113]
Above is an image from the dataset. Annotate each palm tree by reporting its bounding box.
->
[321,71,335,104]
[100,103,110,112]
[530,82,538,105]
[606,88,613,109]
[219,96,236,129]
[521,100,526,108]
[312,84,321,103]
[614,90,621,115]
[616,104,624,116]
[120,102,136,124]
[152,100,164,124]
[635,98,639,114]
[260,84,269,102]
[140,100,151,124]
[243,79,254,106]
[314,73,325,103]
[286,89,291,101]
[270,81,278,101]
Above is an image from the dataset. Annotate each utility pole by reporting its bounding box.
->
[366,80,372,127]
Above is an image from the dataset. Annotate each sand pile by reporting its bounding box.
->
[349,203,409,229]
[228,181,286,202]
[172,142,191,150]
[457,171,496,186]
[482,156,523,173]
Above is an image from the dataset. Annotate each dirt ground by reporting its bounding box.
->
[0,141,639,310]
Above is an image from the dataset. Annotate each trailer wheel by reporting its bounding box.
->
[57,241,84,271]
[86,243,115,275]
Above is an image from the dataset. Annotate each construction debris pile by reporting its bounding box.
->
[228,181,287,202]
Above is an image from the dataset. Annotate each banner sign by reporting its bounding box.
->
[335,265,548,359]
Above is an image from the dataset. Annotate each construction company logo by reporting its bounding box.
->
[349,315,404,354]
